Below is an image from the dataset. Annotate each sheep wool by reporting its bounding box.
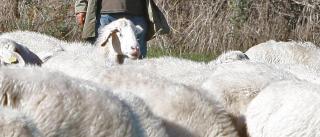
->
[277,64,320,85]
[246,80,320,137]
[0,66,138,137]
[0,108,42,137]
[122,56,211,87]
[201,61,298,137]
[116,51,250,88]
[94,65,240,137]
[246,40,320,69]
[114,91,169,137]
[44,59,171,137]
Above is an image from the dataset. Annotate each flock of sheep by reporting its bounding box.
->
[0,18,319,137]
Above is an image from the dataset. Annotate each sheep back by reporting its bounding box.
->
[95,65,240,137]
[0,108,42,137]
[246,80,320,137]
[0,66,137,137]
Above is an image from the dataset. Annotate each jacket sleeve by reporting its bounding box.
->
[75,0,88,13]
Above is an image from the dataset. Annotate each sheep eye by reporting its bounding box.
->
[117,32,122,37]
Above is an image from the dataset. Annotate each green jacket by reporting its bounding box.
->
[75,0,170,40]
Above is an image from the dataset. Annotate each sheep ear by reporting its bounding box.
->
[99,29,120,47]
[111,30,122,54]
[105,55,124,66]
[116,55,124,64]
[37,51,54,62]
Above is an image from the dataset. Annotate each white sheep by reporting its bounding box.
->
[0,31,65,62]
[0,66,140,137]
[41,57,170,137]
[201,61,298,137]
[92,65,240,137]
[0,38,42,66]
[44,18,140,66]
[39,58,239,137]
[0,108,43,137]
[94,18,142,61]
[0,30,65,55]
[245,40,320,69]
[246,80,320,137]
[0,18,141,65]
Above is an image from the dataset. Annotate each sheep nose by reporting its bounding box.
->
[130,46,140,59]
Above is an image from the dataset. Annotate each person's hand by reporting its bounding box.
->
[76,12,86,26]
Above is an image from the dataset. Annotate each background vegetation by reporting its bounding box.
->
[1,0,320,61]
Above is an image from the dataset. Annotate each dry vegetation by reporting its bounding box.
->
[0,0,81,40]
[1,0,320,57]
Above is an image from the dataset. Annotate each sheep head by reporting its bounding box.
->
[0,38,42,66]
[0,39,26,66]
[95,18,141,64]
[212,50,249,65]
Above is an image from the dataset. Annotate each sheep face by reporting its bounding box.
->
[0,38,42,66]
[96,18,141,64]
[0,39,25,66]
[213,50,249,64]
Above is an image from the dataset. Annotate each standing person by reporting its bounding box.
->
[75,0,170,59]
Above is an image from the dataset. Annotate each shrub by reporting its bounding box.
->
[1,0,320,57]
